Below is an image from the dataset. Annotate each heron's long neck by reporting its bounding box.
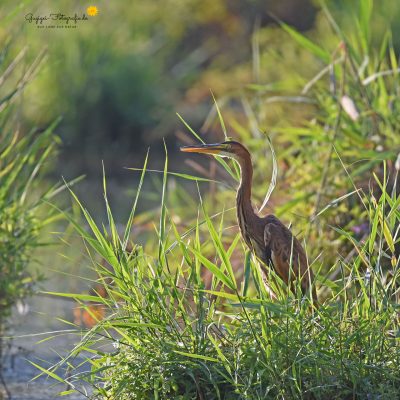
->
[236,155,254,217]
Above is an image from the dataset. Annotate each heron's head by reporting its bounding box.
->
[180,140,250,161]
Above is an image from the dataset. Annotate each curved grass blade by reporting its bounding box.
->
[258,136,277,213]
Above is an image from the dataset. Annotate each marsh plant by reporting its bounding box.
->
[41,155,400,399]
[39,1,400,399]
[0,23,64,400]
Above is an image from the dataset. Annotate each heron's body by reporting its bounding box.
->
[181,140,316,300]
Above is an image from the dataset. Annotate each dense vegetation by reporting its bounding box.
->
[1,0,400,399]
[45,162,400,399]
[0,31,61,393]
[31,1,400,399]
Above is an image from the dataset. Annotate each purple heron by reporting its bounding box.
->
[181,140,316,301]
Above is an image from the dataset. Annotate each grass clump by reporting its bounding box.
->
[42,156,400,399]
[0,35,60,363]
[38,1,400,398]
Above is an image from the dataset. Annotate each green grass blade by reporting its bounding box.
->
[280,22,330,63]
[123,149,149,247]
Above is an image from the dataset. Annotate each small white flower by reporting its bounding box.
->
[395,153,400,171]
[364,268,371,284]
[341,95,360,121]
[16,300,29,316]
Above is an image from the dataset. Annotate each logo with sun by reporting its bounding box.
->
[86,6,98,17]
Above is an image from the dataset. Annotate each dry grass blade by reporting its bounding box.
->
[258,136,277,214]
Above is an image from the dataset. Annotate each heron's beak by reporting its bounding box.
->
[180,143,227,155]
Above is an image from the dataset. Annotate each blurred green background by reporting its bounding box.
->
[2,0,318,173]
[1,0,399,217]
[1,0,400,274]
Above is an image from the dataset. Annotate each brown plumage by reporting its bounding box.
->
[181,140,316,301]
